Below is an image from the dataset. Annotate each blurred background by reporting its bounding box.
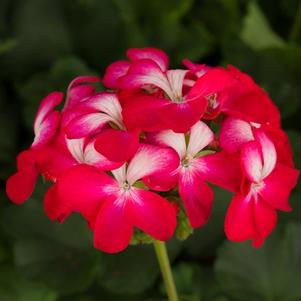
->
[0,0,301,300]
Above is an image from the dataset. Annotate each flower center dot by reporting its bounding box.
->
[122,181,131,191]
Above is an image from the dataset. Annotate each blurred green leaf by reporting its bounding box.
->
[0,39,17,55]
[215,222,301,301]
[2,0,71,78]
[0,265,58,301]
[241,1,285,50]
[2,197,100,294]
[223,43,301,119]
[14,239,100,295]
[287,130,301,172]
[170,263,201,301]
[183,187,230,260]
[99,239,182,295]
[49,56,95,91]
[62,0,126,68]
[17,56,95,129]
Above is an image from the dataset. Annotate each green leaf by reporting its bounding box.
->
[0,265,58,301]
[287,130,301,172]
[0,39,17,55]
[2,0,71,78]
[170,263,202,301]
[2,197,101,294]
[183,187,231,260]
[14,239,100,295]
[222,43,301,119]
[241,1,285,50]
[17,56,95,129]
[62,0,126,68]
[99,239,182,295]
[49,56,96,91]
[215,222,301,301]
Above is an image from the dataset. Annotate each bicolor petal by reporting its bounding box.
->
[126,143,179,185]
[187,121,214,157]
[128,188,177,240]
[241,141,263,183]
[103,60,131,89]
[127,47,169,71]
[179,168,213,228]
[94,195,133,253]
[219,117,254,153]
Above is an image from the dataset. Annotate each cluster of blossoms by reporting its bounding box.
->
[6,48,299,253]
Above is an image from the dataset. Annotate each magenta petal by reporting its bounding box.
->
[253,196,277,247]
[34,91,63,133]
[127,143,180,184]
[6,170,38,204]
[259,164,299,211]
[219,117,254,153]
[159,97,207,133]
[103,60,131,89]
[241,141,263,183]
[44,185,70,223]
[129,188,177,240]
[32,111,61,148]
[143,170,179,191]
[118,59,172,97]
[197,151,243,193]
[266,128,294,167]
[65,76,100,110]
[94,196,133,253]
[187,67,236,100]
[16,150,36,172]
[122,95,168,132]
[65,112,111,139]
[223,90,281,127]
[179,170,213,228]
[127,47,169,71]
[224,194,256,243]
[94,129,139,162]
[57,165,117,221]
[34,144,77,181]
[68,76,100,90]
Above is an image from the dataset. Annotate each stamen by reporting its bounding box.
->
[206,93,218,109]
[181,155,192,167]
[121,181,131,191]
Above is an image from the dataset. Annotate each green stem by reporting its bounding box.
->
[153,240,179,301]
[289,1,301,43]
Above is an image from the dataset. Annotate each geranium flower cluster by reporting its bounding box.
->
[6,48,299,253]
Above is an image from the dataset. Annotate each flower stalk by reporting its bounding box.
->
[153,240,179,301]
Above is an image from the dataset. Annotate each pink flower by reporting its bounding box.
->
[6,91,63,203]
[146,121,242,228]
[104,47,208,133]
[225,131,299,247]
[219,116,294,166]
[6,47,299,252]
[49,144,179,253]
[63,76,100,110]
[188,65,280,124]
[64,92,139,162]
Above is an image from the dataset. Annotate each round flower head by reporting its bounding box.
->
[6,47,299,253]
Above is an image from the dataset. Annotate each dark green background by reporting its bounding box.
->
[0,0,300,300]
